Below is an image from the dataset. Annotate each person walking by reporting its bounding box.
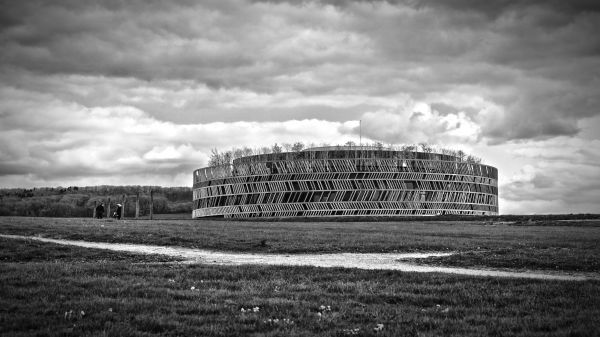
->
[114,203,122,220]
[96,203,105,219]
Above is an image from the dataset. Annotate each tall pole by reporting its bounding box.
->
[122,194,126,220]
[359,119,362,147]
[149,189,154,220]
[135,192,140,219]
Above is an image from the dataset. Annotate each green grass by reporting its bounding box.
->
[0,238,599,336]
[1,216,599,272]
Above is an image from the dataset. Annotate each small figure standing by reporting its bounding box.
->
[113,203,122,220]
[95,203,105,219]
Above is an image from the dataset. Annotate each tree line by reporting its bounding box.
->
[0,186,192,218]
[208,141,482,166]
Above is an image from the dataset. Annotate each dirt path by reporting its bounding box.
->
[1,234,594,281]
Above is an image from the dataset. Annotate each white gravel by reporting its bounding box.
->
[1,234,593,281]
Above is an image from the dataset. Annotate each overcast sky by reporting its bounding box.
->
[1,0,599,214]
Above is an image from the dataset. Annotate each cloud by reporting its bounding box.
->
[1,0,598,140]
[0,0,599,213]
[0,84,356,187]
[498,135,600,214]
[350,100,481,145]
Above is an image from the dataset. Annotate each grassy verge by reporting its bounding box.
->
[1,238,599,336]
[0,237,182,263]
[1,217,600,272]
[415,247,599,273]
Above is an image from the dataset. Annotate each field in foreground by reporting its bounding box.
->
[1,217,600,336]
[1,237,599,337]
[1,216,599,272]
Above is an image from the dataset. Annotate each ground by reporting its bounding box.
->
[0,216,599,336]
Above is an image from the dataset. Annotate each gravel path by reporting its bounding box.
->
[1,234,593,281]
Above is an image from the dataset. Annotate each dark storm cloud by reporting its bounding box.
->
[2,0,599,140]
[1,0,255,81]
[415,0,600,17]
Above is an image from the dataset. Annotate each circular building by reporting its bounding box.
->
[192,146,498,218]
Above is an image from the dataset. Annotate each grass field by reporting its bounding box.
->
[1,216,599,272]
[1,216,599,336]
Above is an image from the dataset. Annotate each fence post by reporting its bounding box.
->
[93,201,97,219]
[135,192,140,219]
[107,198,111,219]
[122,194,126,220]
[150,190,154,220]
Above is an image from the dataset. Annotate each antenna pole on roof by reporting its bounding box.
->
[359,119,362,147]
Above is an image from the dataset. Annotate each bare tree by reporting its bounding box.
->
[232,147,244,160]
[208,142,483,166]
[401,144,416,152]
[419,142,433,153]
[466,154,482,163]
[208,148,221,166]
[291,141,305,152]
[223,151,232,164]
[271,143,283,153]
[242,147,254,157]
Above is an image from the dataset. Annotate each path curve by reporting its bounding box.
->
[1,234,593,281]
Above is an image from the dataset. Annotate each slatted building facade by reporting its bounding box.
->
[192,146,498,218]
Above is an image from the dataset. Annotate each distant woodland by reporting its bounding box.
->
[0,186,192,217]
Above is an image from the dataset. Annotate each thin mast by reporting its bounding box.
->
[359,119,362,147]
